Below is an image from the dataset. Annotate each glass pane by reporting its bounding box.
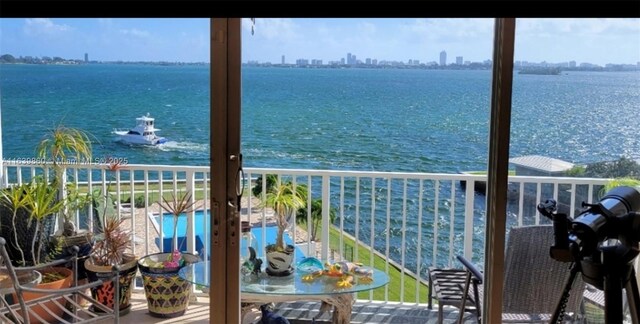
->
[0,17,210,272]
[242,18,495,312]
[512,18,640,323]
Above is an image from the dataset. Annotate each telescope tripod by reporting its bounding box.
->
[551,245,640,324]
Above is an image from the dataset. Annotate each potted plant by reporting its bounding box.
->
[84,205,138,315]
[35,124,93,239]
[263,182,305,276]
[0,179,66,267]
[137,191,200,318]
[0,178,73,323]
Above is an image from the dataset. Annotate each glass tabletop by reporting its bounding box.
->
[179,261,390,295]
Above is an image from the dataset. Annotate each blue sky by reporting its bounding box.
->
[1,18,638,65]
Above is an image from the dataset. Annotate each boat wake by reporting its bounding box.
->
[112,138,205,152]
[156,141,207,153]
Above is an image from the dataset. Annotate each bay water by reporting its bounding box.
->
[1,64,638,270]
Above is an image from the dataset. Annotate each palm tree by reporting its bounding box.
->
[35,124,93,233]
[36,124,93,175]
[264,183,305,251]
[296,198,337,241]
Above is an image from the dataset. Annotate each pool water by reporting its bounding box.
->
[152,210,304,261]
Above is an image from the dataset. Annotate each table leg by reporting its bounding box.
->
[241,303,260,324]
[318,294,354,324]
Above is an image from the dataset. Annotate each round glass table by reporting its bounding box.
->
[179,261,390,324]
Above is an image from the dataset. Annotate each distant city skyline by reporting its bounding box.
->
[1,18,638,65]
[242,19,640,66]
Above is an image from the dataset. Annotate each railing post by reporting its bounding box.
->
[463,176,476,260]
[186,170,196,255]
[58,166,68,230]
[321,175,330,261]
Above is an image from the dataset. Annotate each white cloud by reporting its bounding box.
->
[119,28,150,38]
[402,19,493,40]
[357,22,376,35]
[23,18,72,36]
[517,18,640,37]
[246,18,299,41]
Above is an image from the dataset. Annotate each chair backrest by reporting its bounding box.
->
[502,225,584,315]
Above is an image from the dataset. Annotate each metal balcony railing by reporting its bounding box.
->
[1,161,611,305]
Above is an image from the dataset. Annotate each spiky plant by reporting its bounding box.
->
[0,183,31,265]
[23,179,65,266]
[91,216,131,266]
[264,182,305,251]
[159,191,197,251]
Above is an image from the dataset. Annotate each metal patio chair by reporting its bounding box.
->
[0,237,120,324]
[455,225,586,323]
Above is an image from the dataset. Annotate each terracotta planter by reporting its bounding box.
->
[13,267,72,324]
[265,244,295,276]
[138,252,199,318]
[84,254,138,315]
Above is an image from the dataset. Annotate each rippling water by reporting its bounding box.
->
[1,64,638,270]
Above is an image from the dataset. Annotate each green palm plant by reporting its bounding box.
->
[600,177,640,198]
[264,182,305,251]
[36,124,93,172]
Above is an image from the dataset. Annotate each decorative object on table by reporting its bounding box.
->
[240,221,261,277]
[242,246,263,278]
[260,303,291,324]
[138,191,199,318]
[84,214,138,315]
[262,182,305,276]
[296,256,324,273]
[301,260,374,288]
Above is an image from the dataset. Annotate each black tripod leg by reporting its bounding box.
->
[551,264,579,324]
[604,271,624,324]
[624,268,639,324]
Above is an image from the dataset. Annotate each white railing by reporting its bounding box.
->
[1,161,611,305]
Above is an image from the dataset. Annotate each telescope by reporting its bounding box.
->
[537,186,640,324]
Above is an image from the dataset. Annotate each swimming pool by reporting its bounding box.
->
[151,210,305,261]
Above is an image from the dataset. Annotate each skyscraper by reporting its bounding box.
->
[347,53,352,65]
[84,53,88,63]
[281,55,285,64]
[440,51,447,66]
[456,56,463,65]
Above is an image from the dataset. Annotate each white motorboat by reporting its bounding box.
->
[113,113,168,145]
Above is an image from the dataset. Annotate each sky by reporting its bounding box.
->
[0,18,638,65]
